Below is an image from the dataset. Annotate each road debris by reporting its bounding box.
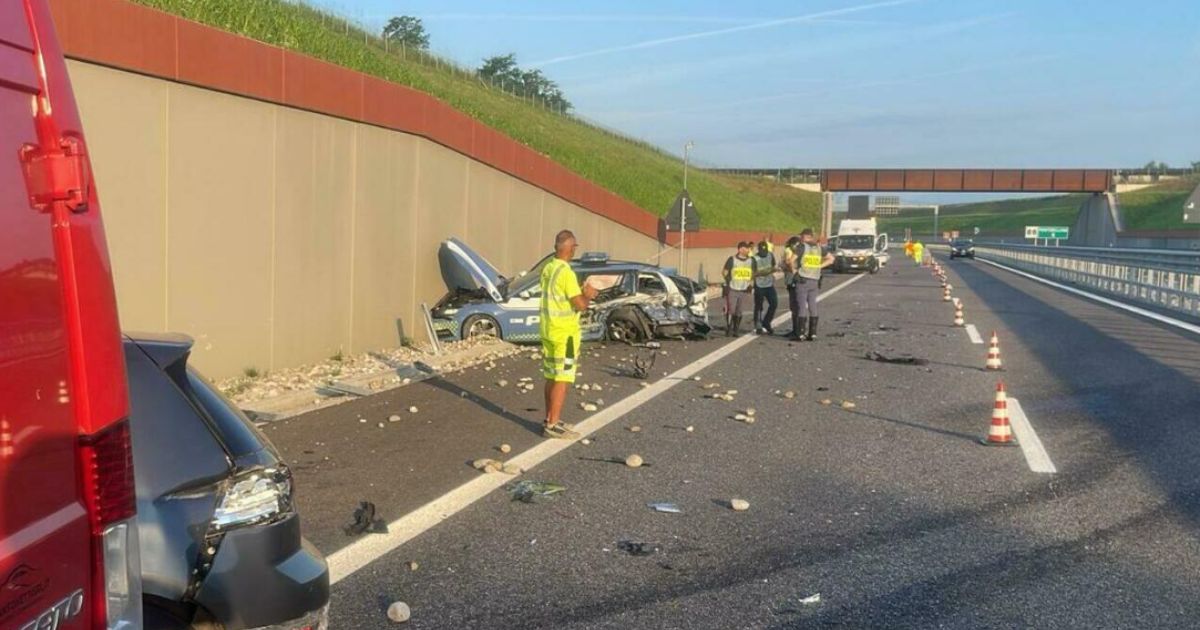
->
[581,403,598,412]
[387,601,411,623]
[730,499,750,511]
[864,351,929,366]
[685,425,695,432]
[841,400,857,410]
[497,379,508,387]
[783,391,796,399]
[648,502,682,513]
[799,593,822,605]
[580,438,592,445]
[745,408,756,417]
[501,462,522,475]
[510,480,566,503]
[617,541,661,556]
[498,443,512,454]
[388,414,402,422]
[344,501,388,536]
[407,560,419,571]
[820,399,833,406]
[408,406,419,413]
[628,425,642,433]
[625,454,645,468]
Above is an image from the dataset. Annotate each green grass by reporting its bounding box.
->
[878,176,1200,237]
[133,0,821,232]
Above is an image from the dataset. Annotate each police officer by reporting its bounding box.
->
[782,235,802,338]
[540,230,598,439]
[752,241,778,334]
[722,241,757,336]
[792,228,834,341]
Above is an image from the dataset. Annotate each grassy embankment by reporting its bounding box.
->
[134,0,822,233]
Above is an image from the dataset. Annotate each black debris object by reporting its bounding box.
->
[864,351,929,366]
[617,540,662,556]
[345,501,388,536]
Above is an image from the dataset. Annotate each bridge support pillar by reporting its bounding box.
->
[821,192,833,238]
[1068,192,1123,247]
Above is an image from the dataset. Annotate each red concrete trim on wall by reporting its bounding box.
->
[48,0,760,249]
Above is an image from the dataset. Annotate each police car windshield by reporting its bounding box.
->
[838,235,874,249]
[506,253,554,297]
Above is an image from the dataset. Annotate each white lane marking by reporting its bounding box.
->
[326,274,868,583]
[1006,397,1057,474]
[965,324,984,344]
[977,257,1200,337]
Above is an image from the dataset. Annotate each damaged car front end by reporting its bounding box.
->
[431,238,710,344]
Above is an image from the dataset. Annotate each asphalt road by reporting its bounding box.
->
[264,257,1200,629]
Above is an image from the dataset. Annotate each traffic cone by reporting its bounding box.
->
[953,302,965,327]
[985,331,1004,370]
[0,418,13,458]
[981,382,1018,446]
[942,286,951,302]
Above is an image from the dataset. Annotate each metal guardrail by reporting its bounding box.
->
[972,243,1200,318]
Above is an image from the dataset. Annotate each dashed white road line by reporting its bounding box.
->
[1006,397,1057,474]
[964,323,984,344]
[326,273,869,583]
[976,257,1200,337]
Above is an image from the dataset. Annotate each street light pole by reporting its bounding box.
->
[680,141,694,273]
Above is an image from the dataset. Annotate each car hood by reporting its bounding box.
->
[439,238,504,302]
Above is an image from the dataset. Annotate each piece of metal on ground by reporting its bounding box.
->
[421,302,443,355]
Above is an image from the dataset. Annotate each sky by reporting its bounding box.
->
[315,0,1199,170]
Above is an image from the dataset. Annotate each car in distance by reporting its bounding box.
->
[432,238,709,343]
[124,333,330,630]
[949,239,976,259]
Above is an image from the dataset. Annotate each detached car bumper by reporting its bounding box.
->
[431,316,459,340]
[195,515,329,630]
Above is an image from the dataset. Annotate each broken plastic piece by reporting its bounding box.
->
[647,502,682,513]
[617,540,662,556]
[509,480,567,503]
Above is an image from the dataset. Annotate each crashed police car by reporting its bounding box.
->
[432,238,710,343]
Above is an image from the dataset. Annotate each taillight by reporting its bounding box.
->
[79,420,144,629]
[79,421,136,530]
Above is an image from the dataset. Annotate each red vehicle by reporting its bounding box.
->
[1,1,143,629]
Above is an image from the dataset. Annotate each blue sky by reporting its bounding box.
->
[317,0,1199,170]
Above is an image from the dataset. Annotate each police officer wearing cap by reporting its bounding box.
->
[790,228,834,341]
[722,241,757,336]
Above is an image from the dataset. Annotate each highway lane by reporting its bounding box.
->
[274,256,1200,628]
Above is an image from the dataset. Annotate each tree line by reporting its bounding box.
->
[381,15,572,112]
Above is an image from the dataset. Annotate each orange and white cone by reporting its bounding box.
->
[953,302,965,326]
[985,331,1004,370]
[981,382,1018,446]
[0,418,13,459]
[942,286,952,302]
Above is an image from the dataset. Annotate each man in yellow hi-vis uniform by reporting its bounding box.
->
[540,230,598,439]
[913,241,925,266]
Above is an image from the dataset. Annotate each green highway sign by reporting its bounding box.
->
[1025,225,1069,240]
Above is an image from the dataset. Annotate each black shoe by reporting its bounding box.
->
[805,317,819,341]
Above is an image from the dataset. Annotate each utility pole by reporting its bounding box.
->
[680,141,694,273]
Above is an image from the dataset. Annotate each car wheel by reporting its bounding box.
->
[461,314,500,341]
[607,312,647,343]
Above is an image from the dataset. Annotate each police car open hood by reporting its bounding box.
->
[439,238,505,302]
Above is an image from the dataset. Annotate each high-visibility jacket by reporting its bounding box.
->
[798,243,824,280]
[539,258,582,338]
[726,256,755,291]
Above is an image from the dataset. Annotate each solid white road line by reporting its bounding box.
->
[1006,397,1057,474]
[965,323,984,344]
[977,257,1200,337]
[326,274,869,583]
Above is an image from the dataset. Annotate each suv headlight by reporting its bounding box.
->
[213,467,293,530]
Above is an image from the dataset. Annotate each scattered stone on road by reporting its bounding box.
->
[407,560,419,571]
[408,406,419,413]
[387,601,411,623]
[730,499,750,512]
[841,400,857,410]
[388,414,402,422]
[783,391,796,399]
[686,425,695,432]
[625,454,644,468]
[820,398,833,406]
[498,443,512,454]
[746,408,756,417]
[628,425,642,433]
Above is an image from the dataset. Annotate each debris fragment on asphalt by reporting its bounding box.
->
[703,383,721,390]
[799,593,822,605]
[628,425,642,433]
[864,351,929,366]
[783,391,796,399]
[685,425,695,432]
[746,408,756,417]
[730,499,750,512]
[581,402,598,412]
[820,399,833,406]
[509,480,567,503]
[841,401,857,410]
[408,406,419,413]
[625,454,644,468]
[501,462,522,475]
[617,540,662,556]
[407,560,419,571]
[344,501,388,536]
[388,414,402,422]
[580,438,592,445]
[734,413,748,421]
[498,443,512,454]
[647,502,682,513]
[387,601,411,623]
[497,379,508,387]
